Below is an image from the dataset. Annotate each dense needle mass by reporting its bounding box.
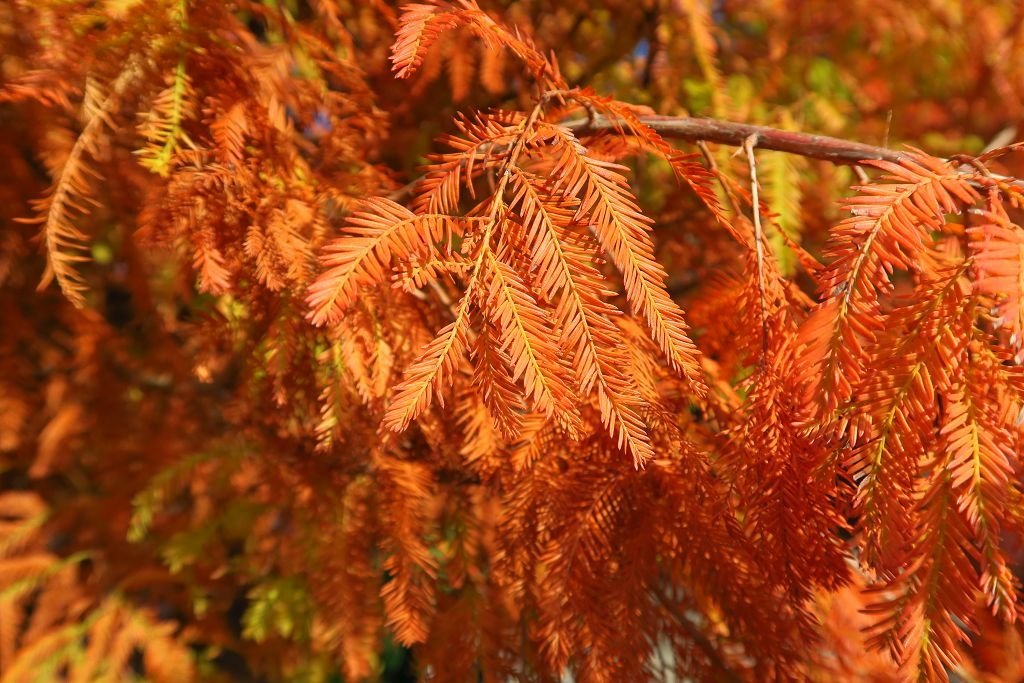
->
[3,1,1024,681]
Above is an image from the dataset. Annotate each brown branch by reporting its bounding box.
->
[565,113,1024,193]
[565,114,908,165]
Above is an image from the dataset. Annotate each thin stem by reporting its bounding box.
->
[743,134,769,359]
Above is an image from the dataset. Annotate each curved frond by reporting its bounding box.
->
[542,124,706,395]
[136,60,195,177]
[864,469,977,681]
[481,248,580,431]
[390,2,467,80]
[848,265,970,569]
[383,296,473,433]
[509,169,654,464]
[22,67,138,307]
[970,194,1024,360]
[797,153,980,413]
[391,1,557,86]
[411,111,523,215]
[307,198,463,326]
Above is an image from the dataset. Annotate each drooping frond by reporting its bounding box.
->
[309,478,382,680]
[189,210,233,294]
[847,264,971,570]
[864,465,978,681]
[509,168,654,464]
[542,123,706,395]
[136,60,195,177]
[469,317,526,439]
[725,332,851,600]
[209,100,249,167]
[21,67,138,307]
[674,0,729,117]
[761,146,808,276]
[383,296,473,433]
[390,0,559,87]
[458,370,511,477]
[970,194,1024,361]
[307,198,464,326]
[854,262,1022,679]
[246,198,317,291]
[567,90,730,229]
[390,3,468,79]
[797,153,980,413]
[480,248,581,431]
[534,445,647,673]
[374,452,438,645]
[941,342,1018,621]
[411,110,523,215]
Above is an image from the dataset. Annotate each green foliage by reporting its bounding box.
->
[243,576,315,644]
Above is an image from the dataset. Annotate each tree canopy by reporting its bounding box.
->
[3,1,1024,681]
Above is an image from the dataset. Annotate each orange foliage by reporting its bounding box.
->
[3,1,1024,681]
